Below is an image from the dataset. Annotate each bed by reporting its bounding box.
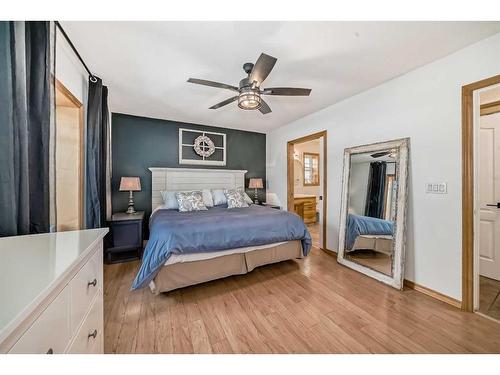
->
[345,213,394,255]
[131,168,312,294]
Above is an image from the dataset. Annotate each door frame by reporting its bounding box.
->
[287,131,328,250]
[462,74,500,312]
[55,78,85,230]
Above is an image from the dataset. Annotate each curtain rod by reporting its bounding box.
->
[55,21,97,83]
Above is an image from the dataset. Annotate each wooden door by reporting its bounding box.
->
[479,112,500,280]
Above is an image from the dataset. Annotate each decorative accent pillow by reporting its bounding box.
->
[211,189,227,206]
[241,190,253,205]
[175,191,208,212]
[160,190,179,210]
[202,189,214,208]
[224,189,249,209]
[162,189,213,209]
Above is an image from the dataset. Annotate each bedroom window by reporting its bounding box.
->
[303,152,319,186]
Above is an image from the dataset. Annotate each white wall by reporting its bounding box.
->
[55,29,88,105]
[349,162,370,215]
[266,32,500,301]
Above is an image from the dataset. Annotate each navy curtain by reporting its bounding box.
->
[0,21,51,236]
[86,77,109,228]
[364,161,387,219]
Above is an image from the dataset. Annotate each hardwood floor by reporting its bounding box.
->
[346,251,391,275]
[479,276,500,321]
[103,247,500,353]
[307,222,320,248]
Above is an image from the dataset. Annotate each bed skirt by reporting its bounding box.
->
[148,240,303,294]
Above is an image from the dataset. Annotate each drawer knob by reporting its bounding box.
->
[87,279,97,287]
[46,348,54,354]
[88,329,98,339]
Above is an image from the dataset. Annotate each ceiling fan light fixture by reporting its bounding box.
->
[238,88,261,110]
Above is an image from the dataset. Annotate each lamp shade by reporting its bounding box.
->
[119,177,141,191]
[248,178,263,189]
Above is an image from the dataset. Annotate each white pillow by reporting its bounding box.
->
[162,189,214,208]
[160,190,178,210]
[202,189,214,207]
[211,189,227,206]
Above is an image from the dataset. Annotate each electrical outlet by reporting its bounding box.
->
[426,182,447,194]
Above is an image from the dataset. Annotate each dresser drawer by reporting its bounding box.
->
[70,246,102,333]
[9,287,71,354]
[67,292,103,354]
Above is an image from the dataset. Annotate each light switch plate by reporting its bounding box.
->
[426,182,447,194]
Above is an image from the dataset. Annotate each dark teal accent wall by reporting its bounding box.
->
[111,113,266,226]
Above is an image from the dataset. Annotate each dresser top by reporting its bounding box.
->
[294,194,317,199]
[0,228,108,343]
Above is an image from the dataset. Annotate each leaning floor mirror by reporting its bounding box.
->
[337,138,409,289]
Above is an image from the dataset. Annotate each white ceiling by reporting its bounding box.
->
[62,21,500,133]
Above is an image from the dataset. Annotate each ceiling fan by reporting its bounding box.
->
[371,150,397,159]
[187,53,311,115]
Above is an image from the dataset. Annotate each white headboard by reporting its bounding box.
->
[149,167,247,210]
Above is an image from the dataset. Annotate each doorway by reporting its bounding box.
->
[287,131,327,250]
[462,74,500,316]
[475,84,500,321]
[55,79,84,231]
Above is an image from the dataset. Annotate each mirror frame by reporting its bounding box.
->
[337,138,409,290]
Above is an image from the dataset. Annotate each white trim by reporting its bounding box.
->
[149,167,247,211]
[337,138,410,290]
[178,128,226,166]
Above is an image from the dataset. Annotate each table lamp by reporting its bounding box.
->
[248,178,263,204]
[119,177,141,214]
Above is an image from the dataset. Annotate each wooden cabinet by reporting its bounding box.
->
[106,211,144,263]
[69,249,102,334]
[8,287,71,354]
[0,229,107,354]
[294,195,317,224]
[67,291,103,354]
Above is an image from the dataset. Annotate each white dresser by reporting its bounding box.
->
[0,228,108,354]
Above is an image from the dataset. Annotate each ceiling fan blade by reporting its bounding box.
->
[209,96,239,109]
[188,78,239,92]
[262,87,311,96]
[249,53,277,86]
[258,99,272,114]
[371,151,390,158]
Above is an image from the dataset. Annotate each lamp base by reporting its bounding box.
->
[126,191,136,214]
[254,188,259,204]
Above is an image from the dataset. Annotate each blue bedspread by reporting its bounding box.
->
[131,205,312,290]
[346,214,394,250]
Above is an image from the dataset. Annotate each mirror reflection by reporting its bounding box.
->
[344,149,398,276]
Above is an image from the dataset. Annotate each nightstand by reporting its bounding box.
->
[105,211,144,264]
[260,203,281,210]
